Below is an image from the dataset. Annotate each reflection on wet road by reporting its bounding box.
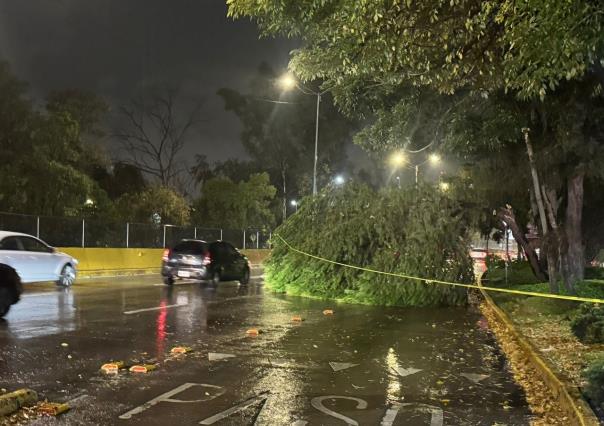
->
[0,272,530,425]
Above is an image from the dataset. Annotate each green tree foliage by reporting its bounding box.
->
[228,0,604,101]
[116,186,191,226]
[229,0,604,292]
[0,62,112,217]
[218,63,353,220]
[267,183,473,306]
[46,89,109,137]
[193,172,276,229]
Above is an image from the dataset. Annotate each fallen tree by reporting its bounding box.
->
[266,183,474,307]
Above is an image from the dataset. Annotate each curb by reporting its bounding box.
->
[478,279,599,425]
[0,389,38,416]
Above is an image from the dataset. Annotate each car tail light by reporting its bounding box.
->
[162,249,171,261]
[202,253,211,265]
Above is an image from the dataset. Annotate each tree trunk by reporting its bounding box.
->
[281,165,287,223]
[564,169,585,292]
[541,185,561,294]
[498,206,547,281]
[523,128,549,241]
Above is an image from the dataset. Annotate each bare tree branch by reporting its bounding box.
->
[114,89,204,188]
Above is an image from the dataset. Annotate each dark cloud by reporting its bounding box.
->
[0,0,297,162]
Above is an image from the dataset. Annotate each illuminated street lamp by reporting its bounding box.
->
[429,153,441,165]
[278,74,297,91]
[439,182,450,192]
[388,151,443,186]
[290,199,298,212]
[84,198,94,206]
[278,72,326,196]
[334,175,345,185]
[389,151,406,168]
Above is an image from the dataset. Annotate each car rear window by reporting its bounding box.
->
[172,240,208,254]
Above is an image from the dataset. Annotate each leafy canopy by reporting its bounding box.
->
[228,0,604,103]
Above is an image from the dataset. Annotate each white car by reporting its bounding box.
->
[0,231,78,286]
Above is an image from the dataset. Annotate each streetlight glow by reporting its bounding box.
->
[334,175,345,185]
[290,200,298,207]
[439,182,450,192]
[389,152,406,168]
[84,198,94,206]
[278,74,296,91]
[429,153,441,165]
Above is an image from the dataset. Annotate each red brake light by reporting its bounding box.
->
[202,253,211,265]
[162,249,171,261]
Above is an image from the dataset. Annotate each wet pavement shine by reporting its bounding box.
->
[0,269,532,425]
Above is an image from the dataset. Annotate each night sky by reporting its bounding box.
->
[0,0,297,162]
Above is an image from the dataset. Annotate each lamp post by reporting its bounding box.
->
[388,151,442,186]
[278,73,327,196]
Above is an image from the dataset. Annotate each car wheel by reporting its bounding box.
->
[56,264,76,287]
[239,267,250,285]
[163,275,174,286]
[0,265,22,318]
[211,270,221,285]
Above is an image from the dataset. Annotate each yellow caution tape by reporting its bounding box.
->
[274,234,604,305]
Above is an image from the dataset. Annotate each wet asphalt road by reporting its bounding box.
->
[0,268,531,425]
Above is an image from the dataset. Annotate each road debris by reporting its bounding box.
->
[129,364,157,373]
[170,346,193,355]
[38,402,70,416]
[0,389,38,416]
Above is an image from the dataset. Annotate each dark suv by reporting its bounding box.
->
[161,239,250,286]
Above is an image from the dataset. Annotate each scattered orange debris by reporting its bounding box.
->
[291,316,304,322]
[170,346,192,355]
[100,361,124,374]
[246,328,260,336]
[323,309,334,315]
[129,364,157,373]
[38,402,70,416]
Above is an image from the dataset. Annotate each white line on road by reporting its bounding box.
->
[123,303,188,315]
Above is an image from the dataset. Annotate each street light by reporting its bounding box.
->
[389,151,406,168]
[334,175,345,185]
[387,151,443,185]
[290,199,298,212]
[84,198,94,206]
[278,74,297,91]
[429,153,441,165]
[278,72,325,196]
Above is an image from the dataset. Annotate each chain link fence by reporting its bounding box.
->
[0,212,271,250]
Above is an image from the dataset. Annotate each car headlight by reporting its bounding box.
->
[72,258,79,266]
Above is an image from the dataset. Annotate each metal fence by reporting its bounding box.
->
[0,212,271,250]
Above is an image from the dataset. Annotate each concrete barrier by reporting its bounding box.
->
[57,248,270,277]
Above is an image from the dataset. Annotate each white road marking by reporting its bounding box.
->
[461,373,489,383]
[199,392,269,424]
[329,362,359,372]
[392,366,422,377]
[311,396,367,425]
[119,383,224,420]
[123,303,188,315]
[208,353,236,361]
